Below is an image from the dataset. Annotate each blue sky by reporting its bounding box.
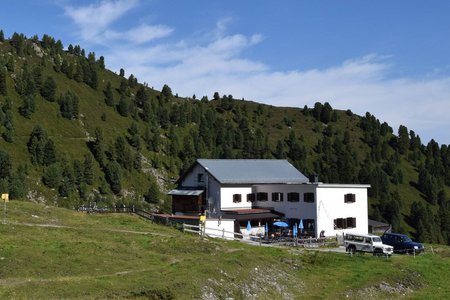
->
[1,0,450,145]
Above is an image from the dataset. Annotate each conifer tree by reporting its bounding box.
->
[40,76,57,102]
[104,81,114,107]
[105,161,122,194]
[161,84,173,99]
[83,153,94,185]
[73,159,84,186]
[117,96,129,117]
[43,139,57,166]
[43,163,62,188]
[19,94,36,119]
[0,66,7,96]
[91,127,105,167]
[27,125,48,165]
[397,125,410,154]
[144,176,160,204]
[0,150,12,180]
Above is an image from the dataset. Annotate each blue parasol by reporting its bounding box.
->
[246,220,252,233]
[273,221,289,227]
[293,224,298,237]
[265,222,268,234]
[298,219,304,232]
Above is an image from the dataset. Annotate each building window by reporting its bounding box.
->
[247,193,256,202]
[233,194,242,203]
[257,192,268,201]
[272,192,283,202]
[334,217,356,229]
[304,192,315,203]
[287,192,300,202]
[197,173,204,183]
[346,217,356,228]
[344,193,356,203]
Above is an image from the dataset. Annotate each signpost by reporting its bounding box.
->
[199,215,206,236]
[1,193,8,224]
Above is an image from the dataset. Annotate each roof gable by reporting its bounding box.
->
[197,159,309,184]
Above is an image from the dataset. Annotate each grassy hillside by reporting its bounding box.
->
[0,32,449,244]
[0,200,449,299]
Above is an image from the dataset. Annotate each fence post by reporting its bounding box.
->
[222,228,225,238]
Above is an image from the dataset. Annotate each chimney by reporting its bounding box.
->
[309,174,319,183]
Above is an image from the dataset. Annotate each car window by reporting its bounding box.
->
[403,236,412,242]
[372,237,381,242]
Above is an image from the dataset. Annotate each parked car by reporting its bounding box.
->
[344,233,394,256]
[381,233,424,254]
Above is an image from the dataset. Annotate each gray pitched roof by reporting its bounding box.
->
[197,159,309,184]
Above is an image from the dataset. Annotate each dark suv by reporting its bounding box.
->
[381,233,424,254]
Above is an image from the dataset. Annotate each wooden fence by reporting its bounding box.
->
[77,205,335,247]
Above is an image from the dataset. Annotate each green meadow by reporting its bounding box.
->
[0,201,449,299]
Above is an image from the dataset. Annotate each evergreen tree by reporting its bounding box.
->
[8,167,27,200]
[58,90,79,119]
[40,76,57,102]
[27,125,48,165]
[105,161,122,194]
[98,56,105,69]
[83,153,94,185]
[135,85,148,107]
[43,139,57,166]
[144,176,160,204]
[0,150,12,180]
[2,110,14,143]
[43,163,62,188]
[90,127,105,167]
[115,136,132,170]
[127,122,140,150]
[73,159,84,186]
[19,94,35,118]
[320,102,332,124]
[104,81,114,107]
[161,84,173,99]
[117,96,129,117]
[397,125,410,154]
[59,159,75,197]
[0,29,4,42]
[275,140,285,159]
[0,66,7,96]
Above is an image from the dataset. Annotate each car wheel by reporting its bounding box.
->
[347,245,356,254]
[373,248,383,256]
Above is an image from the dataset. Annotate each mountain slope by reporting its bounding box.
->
[0,31,449,244]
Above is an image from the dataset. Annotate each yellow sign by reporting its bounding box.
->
[199,215,206,222]
[1,193,8,202]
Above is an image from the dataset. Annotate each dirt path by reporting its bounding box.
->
[8,221,175,237]
[0,268,154,287]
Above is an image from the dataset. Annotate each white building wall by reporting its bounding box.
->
[204,219,235,240]
[220,186,253,210]
[316,185,368,237]
[253,184,317,220]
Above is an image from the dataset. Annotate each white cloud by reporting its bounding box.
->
[64,0,139,41]
[64,2,450,144]
[103,24,173,44]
